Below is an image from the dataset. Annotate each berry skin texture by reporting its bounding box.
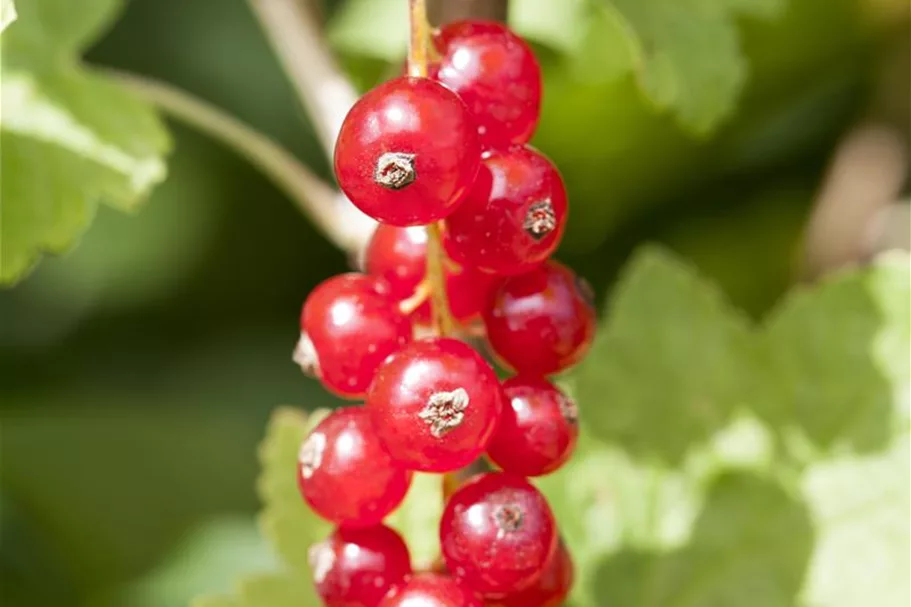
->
[366,337,503,472]
[298,273,411,398]
[334,76,481,226]
[440,472,558,597]
[379,573,483,607]
[486,376,579,477]
[444,146,567,276]
[309,525,412,607]
[496,539,574,607]
[483,261,596,375]
[298,407,412,527]
[432,21,542,147]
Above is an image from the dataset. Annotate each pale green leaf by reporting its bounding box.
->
[328,0,407,62]
[0,0,170,284]
[257,407,330,574]
[1,0,15,32]
[569,246,753,464]
[193,572,319,607]
[386,472,444,570]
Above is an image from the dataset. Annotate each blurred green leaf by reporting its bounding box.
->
[386,473,444,570]
[0,0,15,32]
[329,0,407,63]
[568,246,754,464]
[257,407,330,574]
[191,573,317,607]
[0,0,170,285]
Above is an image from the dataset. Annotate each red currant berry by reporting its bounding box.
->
[380,573,482,607]
[364,224,427,300]
[432,21,542,147]
[444,146,567,276]
[298,407,412,527]
[309,525,411,607]
[334,77,481,226]
[440,472,557,597]
[483,261,596,375]
[497,539,574,607]
[486,376,578,477]
[297,273,411,398]
[366,337,503,472]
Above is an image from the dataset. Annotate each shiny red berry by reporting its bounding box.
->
[366,337,503,472]
[486,376,578,477]
[298,407,412,527]
[379,573,483,607]
[334,76,481,226]
[308,525,412,607]
[444,146,567,276]
[363,225,500,323]
[440,472,557,597]
[432,21,542,147]
[497,539,574,607]
[483,262,596,375]
[297,273,411,398]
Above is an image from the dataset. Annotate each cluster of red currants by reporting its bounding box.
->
[294,19,597,607]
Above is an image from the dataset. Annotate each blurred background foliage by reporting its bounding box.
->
[0,0,907,606]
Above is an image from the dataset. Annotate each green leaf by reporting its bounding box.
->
[568,246,753,464]
[0,0,170,285]
[0,0,15,32]
[386,473,444,569]
[192,573,318,607]
[328,0,407,63]
[757,253,911,454]
[257,407,330,574]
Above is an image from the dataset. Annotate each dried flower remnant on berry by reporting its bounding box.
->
[299,431,327,479]
[293,333,320,376]
[374,152,417,190]
[419,387,469,437]
[308,539,335,584]
[558,394,578,424]
[494,504,524,535]
[575,276,596,309]
[523,199,557,241]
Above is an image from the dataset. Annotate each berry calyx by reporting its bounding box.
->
[496,539,574,607]
[440,472,557,597]
[379,573,483,607]
[298,407,412,527]
[298,273,412,398]
[432,21,542,147]
[444,146,568,276]
[309,525,412,607]
[334,76,481,226]
[366,337,503,472]
[483,261,596,375]
[486,376,579,477]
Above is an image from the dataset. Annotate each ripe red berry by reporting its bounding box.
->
[380,573,483,607]
[444,146,567,276]
[366,337,503,472]
[486,376,578,477]
[334,76,481,226]
[440,472,557,597]
[363,225,500,323]
[432,21,542,147]
[309,525,412,607]
[496,539,574,607]
[297,273,411,398]
[483,261,596,375]
[298,407,412,527]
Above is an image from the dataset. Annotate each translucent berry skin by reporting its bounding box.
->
[379,573,483,607]
[486,376,579,477]
[444,146,567,276]
[496,539,574,607]
[363,225,500,323]
[366,337,503,472]
[298,407,412,527]
[334,76,481,226]
[440,472,557,597]
[309,525,412,607]
[483,262,596,375]
[298,273,411,398]
[432,21,542,147]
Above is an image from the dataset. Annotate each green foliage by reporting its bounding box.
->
[0,0,15,31]
[331,0,788,134]
[386,473,445,569]
[0,0,170,285]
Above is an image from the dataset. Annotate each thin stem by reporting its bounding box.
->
[425,222,456,335]
[113,70,375,253]
[408,0,432,78]
[246,0,357,155]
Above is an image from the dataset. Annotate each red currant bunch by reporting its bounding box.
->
[294,15,596,607]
